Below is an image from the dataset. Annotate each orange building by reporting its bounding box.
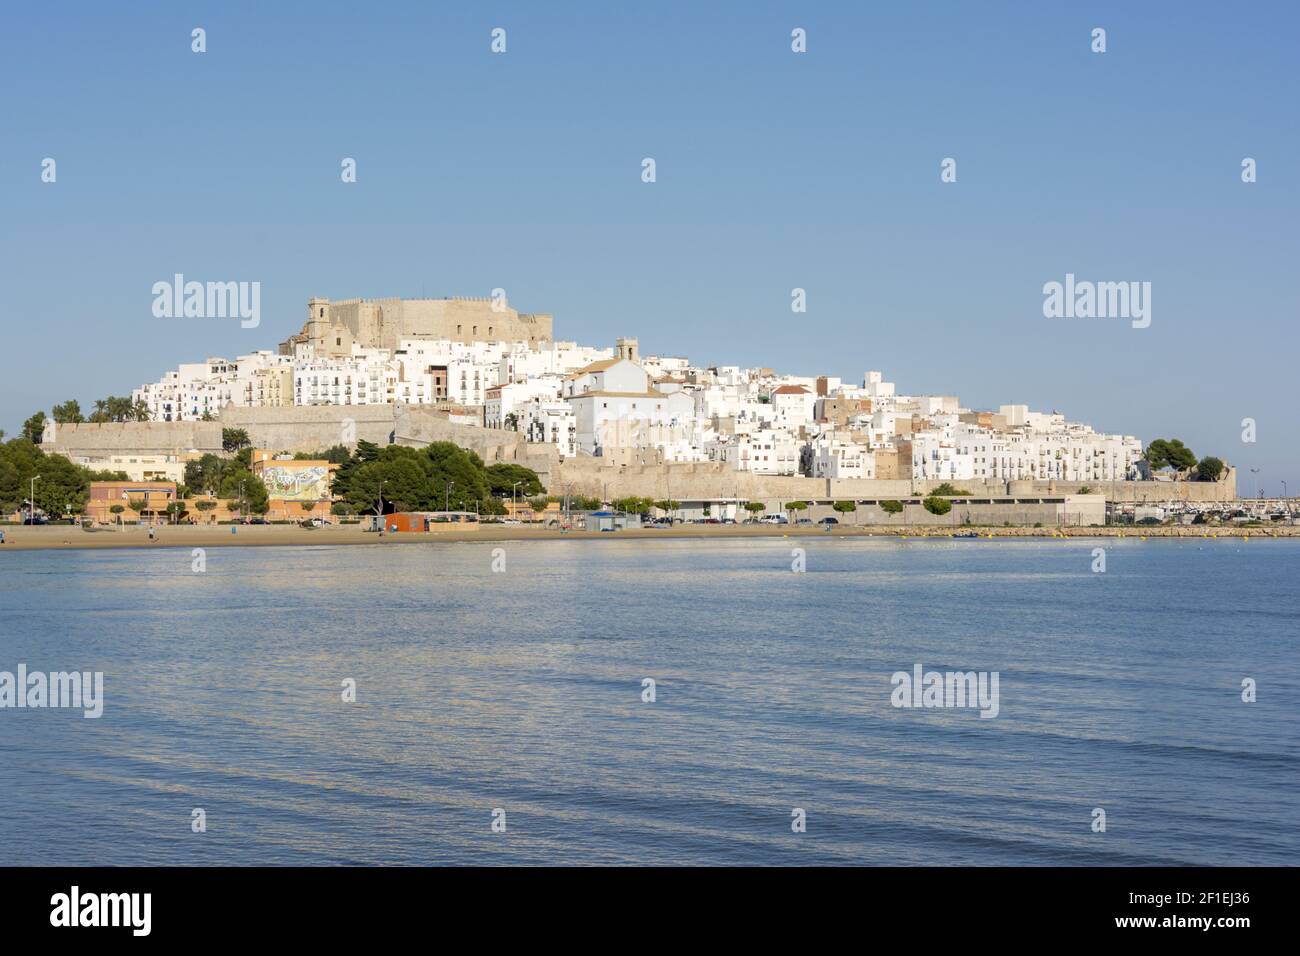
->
[86,481,178,524]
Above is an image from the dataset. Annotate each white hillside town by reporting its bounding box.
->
[132,320,1145,484]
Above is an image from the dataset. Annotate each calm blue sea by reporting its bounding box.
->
[0,537,1296,865]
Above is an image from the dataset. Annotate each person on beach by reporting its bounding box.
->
[148,526,156,542]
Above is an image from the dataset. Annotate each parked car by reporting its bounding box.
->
[818,516,839,525]
[795,518,813,525]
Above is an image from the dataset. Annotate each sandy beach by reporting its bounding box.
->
[0,521,1294,550]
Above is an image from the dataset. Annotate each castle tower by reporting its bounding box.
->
[616,337,639,363]
[305,298,331,343]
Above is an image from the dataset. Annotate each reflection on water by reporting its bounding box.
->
[1,537,1297,865]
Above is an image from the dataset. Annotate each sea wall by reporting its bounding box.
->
[41,411,1236,505]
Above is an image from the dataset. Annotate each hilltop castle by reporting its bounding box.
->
[278,296,554,357]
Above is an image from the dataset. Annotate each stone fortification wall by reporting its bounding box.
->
[41,421,223,458]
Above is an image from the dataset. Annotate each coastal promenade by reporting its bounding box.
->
[0,522,1294,550]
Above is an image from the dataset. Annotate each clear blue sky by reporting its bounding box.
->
[2,1,1296,489]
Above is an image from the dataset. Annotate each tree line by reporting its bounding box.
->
[0,437,128,518]
[323,440,545,516]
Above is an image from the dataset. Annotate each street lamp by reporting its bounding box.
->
[30,474,39,524]
[445,480,454,516]
[512,480,523,518]
[376,478,387,523]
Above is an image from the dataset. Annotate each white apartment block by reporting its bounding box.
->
[523,400,577,458]
[811,437,875,479]
[485,377,563,430]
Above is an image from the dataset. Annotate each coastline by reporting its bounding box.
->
[0,522,1294,551]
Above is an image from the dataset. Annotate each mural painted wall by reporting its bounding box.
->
[258,464,330,501]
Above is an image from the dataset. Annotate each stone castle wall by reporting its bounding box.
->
[42,411,1238,505]
[41,420,223,458]
[280,296,554,355]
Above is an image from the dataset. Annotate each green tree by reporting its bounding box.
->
[427,443,494,510]
[1196,456,1224,482]
[184,454,227,496]
[880,500,904,515]
[222,428,252,453]
[832,500,857,521]
[1145,438,1196,472]
[0,441,97,517]
[295,445,351,464]
[52,400,85,424]
[923,495,952,516]
[218,469,268,515]
[484,462,545,497]
[930,483,971,497]
[785,500,808,516]
[22,411,47,444]
[743,502,765,515]
[348,456,432,515]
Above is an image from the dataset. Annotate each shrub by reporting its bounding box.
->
[879,500,903,515]
[930,483,972,497]
[1196,457,1224,482]
[923,496,952,516]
